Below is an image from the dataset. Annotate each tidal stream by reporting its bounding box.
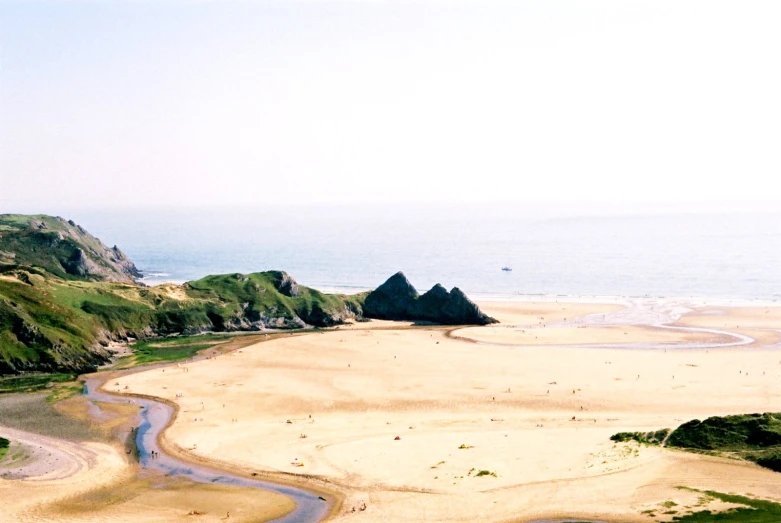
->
[83,378,330,523]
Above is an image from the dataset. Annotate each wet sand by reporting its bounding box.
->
[0,389,295,523]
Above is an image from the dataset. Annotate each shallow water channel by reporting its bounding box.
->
[83,378,330,523]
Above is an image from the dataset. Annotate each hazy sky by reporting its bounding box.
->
[1,1,780,212]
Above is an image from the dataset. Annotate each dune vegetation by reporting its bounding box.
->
[613,413,781,475]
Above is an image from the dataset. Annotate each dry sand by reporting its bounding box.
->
[110,299,781,522]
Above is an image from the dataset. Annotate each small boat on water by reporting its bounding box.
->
[501,267,512,272]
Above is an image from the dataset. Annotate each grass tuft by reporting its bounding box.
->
[0,436,9,461]
[610,429,670,445]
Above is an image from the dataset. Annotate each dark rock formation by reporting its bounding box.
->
[363,272,497,325]
[362,271,419,320]
[63,248,97,277]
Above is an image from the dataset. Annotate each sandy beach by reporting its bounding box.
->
[96,298,781,522]
[4,298,781,522]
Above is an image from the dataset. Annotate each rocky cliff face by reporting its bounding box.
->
[363,272,497,325]
[362,271,419,319]
[0,215,142,283]
[267,270,301,297]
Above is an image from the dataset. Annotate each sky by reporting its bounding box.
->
[1,1,780,212]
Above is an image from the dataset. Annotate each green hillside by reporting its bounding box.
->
[0,214,141,283]
[0,214,493,376]
[0,267,363,375]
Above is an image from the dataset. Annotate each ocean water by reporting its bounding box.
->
[68,205,781,301]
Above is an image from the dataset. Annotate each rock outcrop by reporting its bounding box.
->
[0,214,142,283]
[267,270,301,297]
[363,272,497,325]
[362,271,419,319]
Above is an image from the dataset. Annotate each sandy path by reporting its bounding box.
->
[117,299,781,522]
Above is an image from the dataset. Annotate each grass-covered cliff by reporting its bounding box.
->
[0,214,494,376]
[0,214,140,283]
[0,214,365,374]
[0,267,366,374]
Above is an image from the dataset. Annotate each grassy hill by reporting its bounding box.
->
[0,266,364,374]
[0,214,494,376]
[0,214,141,283]
[0,214,371,374]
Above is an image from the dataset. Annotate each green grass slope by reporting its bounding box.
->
[0,264,363,375]
[0,214,140,283]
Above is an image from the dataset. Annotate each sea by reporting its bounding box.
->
[65,205,781,302]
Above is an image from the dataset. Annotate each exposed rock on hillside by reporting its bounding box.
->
[268,270,301,297]
[0,214,141,283]
[363,272,497,325]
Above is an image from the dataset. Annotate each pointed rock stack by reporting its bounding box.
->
[363,272,497,325]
